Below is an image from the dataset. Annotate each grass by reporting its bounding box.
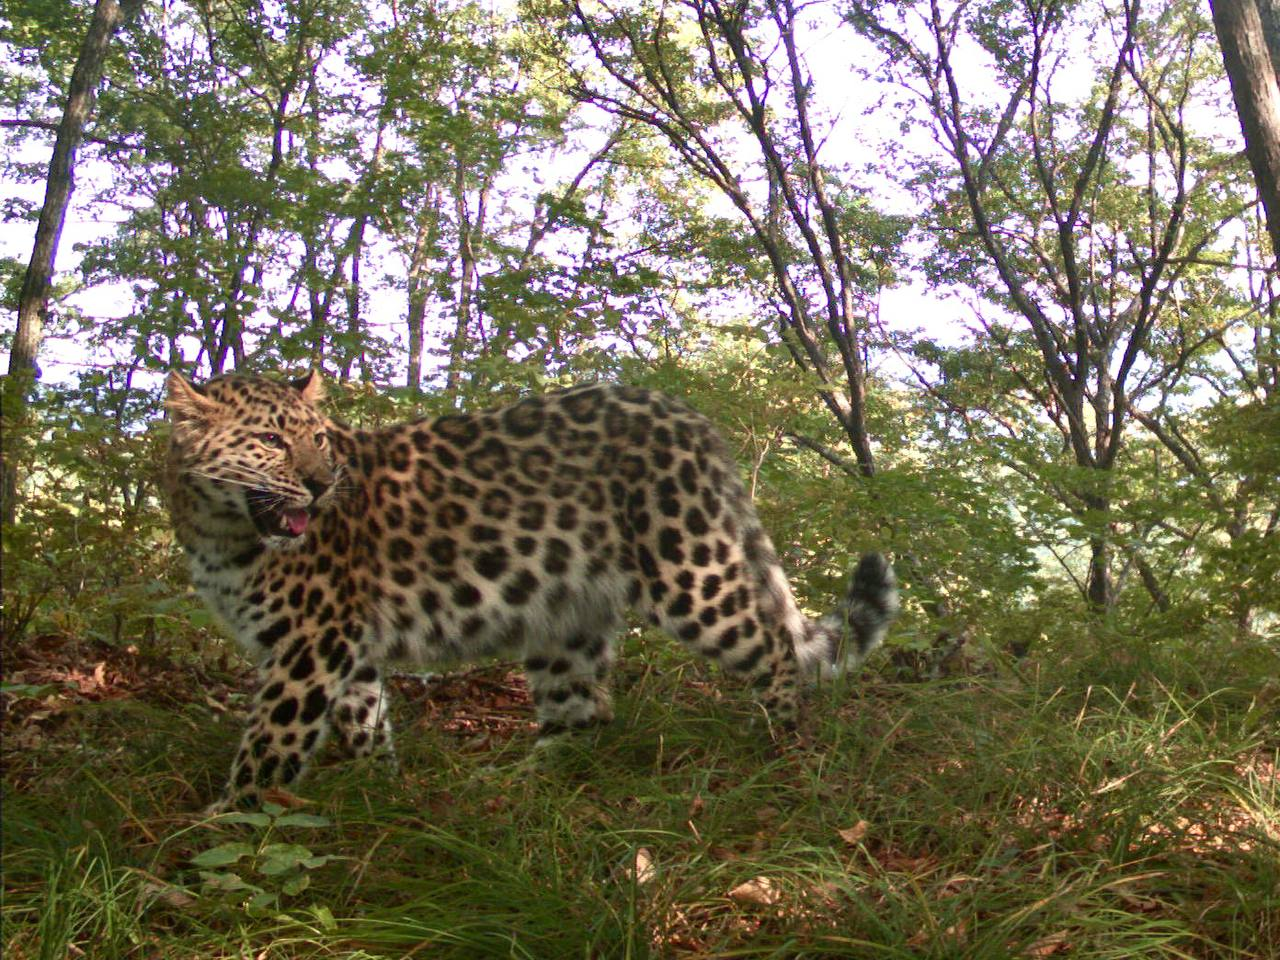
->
[2,627,1277,959]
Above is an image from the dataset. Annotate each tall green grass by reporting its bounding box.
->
[3,628,1277,958]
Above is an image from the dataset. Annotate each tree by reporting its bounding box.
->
[3,0,141,524]
[847,0,1255,611]
[1210,0,1280,258]
[547,0,906,476]
[75,0,384,378]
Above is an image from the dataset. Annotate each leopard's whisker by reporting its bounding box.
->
[186,468,299,499]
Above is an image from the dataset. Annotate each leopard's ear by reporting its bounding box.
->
[165,371,221,423]
[290,369,325,406]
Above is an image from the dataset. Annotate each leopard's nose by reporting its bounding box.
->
[303,476,330,500]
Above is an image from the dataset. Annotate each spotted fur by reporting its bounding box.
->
[162,372,898,808]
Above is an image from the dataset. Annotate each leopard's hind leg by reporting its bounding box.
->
[637,499,809,730]
[524,607,622,743]
[330,663,395,762]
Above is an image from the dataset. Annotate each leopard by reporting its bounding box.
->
[162,371,899,809]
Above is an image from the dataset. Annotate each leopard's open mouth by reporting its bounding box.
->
[246,490,311,539]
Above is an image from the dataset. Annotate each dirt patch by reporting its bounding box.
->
[1,633,253,790]
[392,665,536,749]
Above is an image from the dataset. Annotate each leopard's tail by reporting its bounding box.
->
[799,552,899,678]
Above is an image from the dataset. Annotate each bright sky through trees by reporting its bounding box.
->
[1,0,1274,629]
[0,0,987,384]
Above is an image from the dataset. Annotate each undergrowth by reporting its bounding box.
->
[2,626,1277,958]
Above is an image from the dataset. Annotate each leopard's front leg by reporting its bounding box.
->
[212,640,365,810]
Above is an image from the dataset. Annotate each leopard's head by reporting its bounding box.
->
[165,371,339,549]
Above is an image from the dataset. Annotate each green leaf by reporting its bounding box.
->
[198,871,260,894]
[215,811,273,828]
[247,890,278,913]
[258,858,301,877]
[258,842,313,859]
[281,873,311,896]
[191,842,255,868]
[257,843,320,876]
[273,812,331,829]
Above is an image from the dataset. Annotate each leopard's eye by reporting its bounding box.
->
[258,432,286,449]
[314,431,327,446]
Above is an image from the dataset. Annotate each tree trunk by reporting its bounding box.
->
[405,187,442,395]
[1087,536,1115,612]
[4,0,139,525]
[445,160,490,395]
[1211,0,1280,259]
[336,122,386,382]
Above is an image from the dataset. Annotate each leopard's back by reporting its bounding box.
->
[341,383,771,670]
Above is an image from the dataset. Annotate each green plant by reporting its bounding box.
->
[192,803,338,915]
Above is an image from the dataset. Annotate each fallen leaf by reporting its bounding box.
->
[1115,887,1160,913]
[141,880,196,909]
[631,847,656,886]
[1026,930,1071,956]
[836,820,869,845]
[939,873,979,896]
[728,876,781,907]
[261,786,310,809]
[809,879,841,904]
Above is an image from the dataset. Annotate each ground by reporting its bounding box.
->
[2,627,1277,959]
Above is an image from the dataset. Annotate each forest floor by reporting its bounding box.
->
[2,626,1278,959]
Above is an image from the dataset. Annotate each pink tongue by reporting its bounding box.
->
[283,509,309,536]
